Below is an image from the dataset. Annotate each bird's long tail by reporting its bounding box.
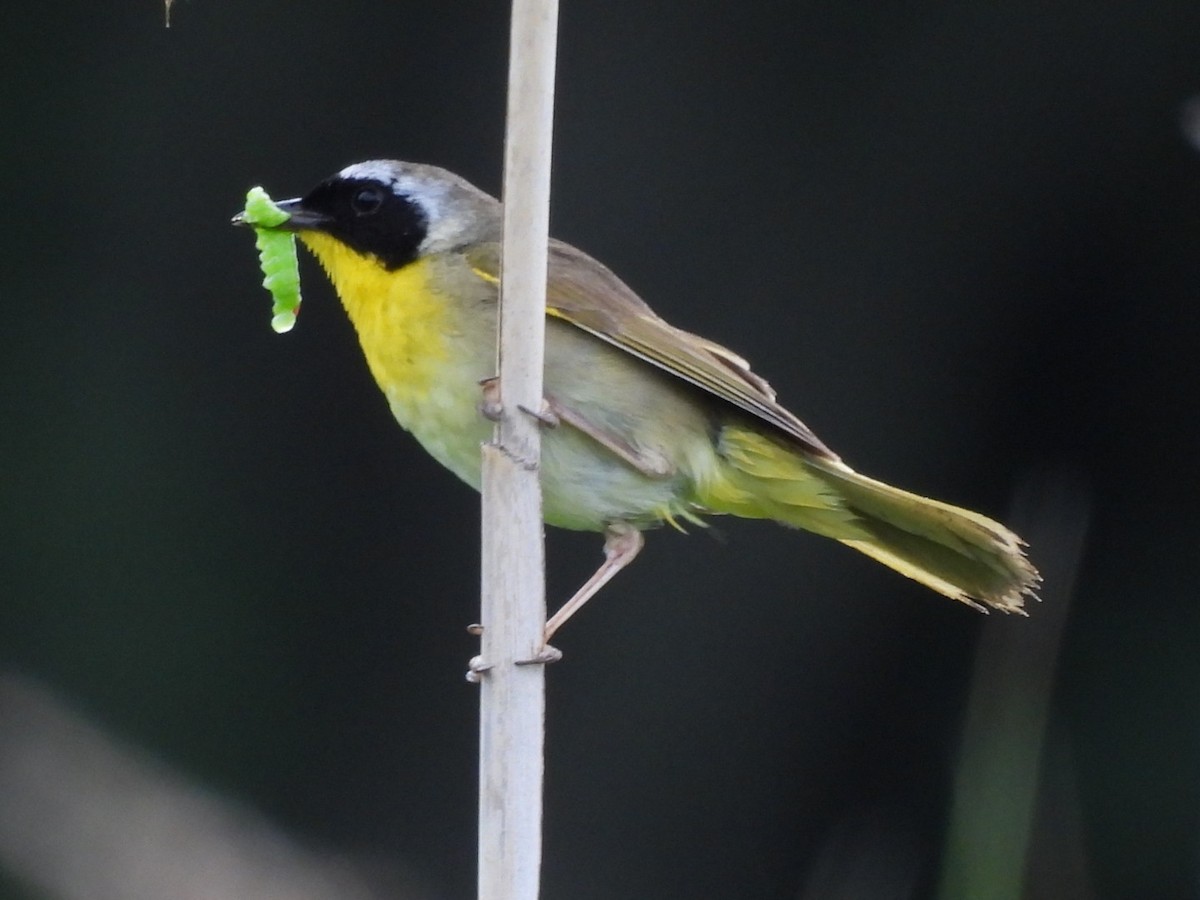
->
[698,428,1039,612]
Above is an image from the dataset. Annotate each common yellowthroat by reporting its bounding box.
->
[239,160,1038,639]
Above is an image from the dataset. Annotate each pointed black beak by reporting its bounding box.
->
[231,197,331,231]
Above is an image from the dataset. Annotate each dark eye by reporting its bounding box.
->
[350,185,385,216]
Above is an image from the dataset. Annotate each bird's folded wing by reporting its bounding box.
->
[466,240,838,461]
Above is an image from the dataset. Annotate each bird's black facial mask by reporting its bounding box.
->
[298,176,429,271]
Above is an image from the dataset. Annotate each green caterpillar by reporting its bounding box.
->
[241,186,301,333]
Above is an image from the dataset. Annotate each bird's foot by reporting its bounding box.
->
[465,655,492,683]
[516,645,563,665]
[477,376,503,422]
[464,622,561,682]
[477,376,560,427]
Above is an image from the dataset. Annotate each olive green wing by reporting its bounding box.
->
[465,240,838,461]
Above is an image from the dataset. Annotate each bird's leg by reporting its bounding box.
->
[481,379,671,477]
[478,376,656,647]
[544,523,644,643]
[478,376,560,426]
[544,398,673,478]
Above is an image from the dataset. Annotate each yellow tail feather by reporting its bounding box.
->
[699,428,1038,612]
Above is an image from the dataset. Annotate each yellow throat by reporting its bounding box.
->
[297,232,452,416]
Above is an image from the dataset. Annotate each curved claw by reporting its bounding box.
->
[516,645,563,666]
[516,402,560,427]
[465,655,493,684]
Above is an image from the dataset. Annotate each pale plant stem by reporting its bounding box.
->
[477,1,559,899]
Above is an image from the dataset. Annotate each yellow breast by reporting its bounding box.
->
[297,232,497,490]
[298,232,453,421]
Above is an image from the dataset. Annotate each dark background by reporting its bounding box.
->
[3,2,1198,898]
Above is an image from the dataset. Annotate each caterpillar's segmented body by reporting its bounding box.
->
[242,186,301,333]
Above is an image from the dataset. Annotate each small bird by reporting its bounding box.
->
[241,160,1038,642]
